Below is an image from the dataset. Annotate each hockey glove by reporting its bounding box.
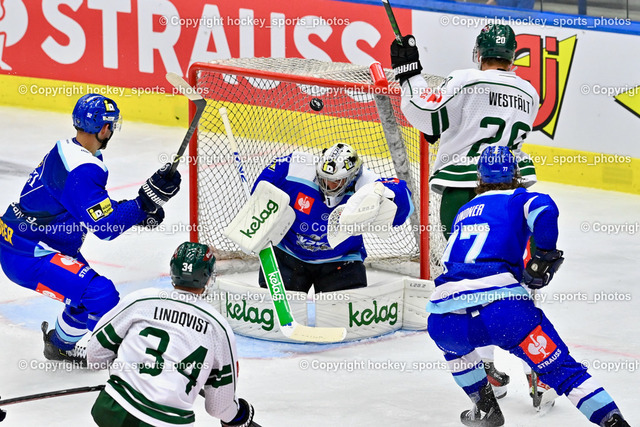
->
[523,249,564,289]
[136,207,164,229]
[390,35,422,84]
[221,398,260,427]
[138,163,181,213]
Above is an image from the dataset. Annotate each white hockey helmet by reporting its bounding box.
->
[316,143,363,207]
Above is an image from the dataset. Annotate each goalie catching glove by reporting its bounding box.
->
[221,398,261,427]
[138,163,181,214]
[340,181,395,226]
[390,35,423,84]
[223,181,296,254]
[523,249,564,289]
[327,182,398,248]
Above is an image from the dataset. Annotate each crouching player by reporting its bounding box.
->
[87,242,261,427]
[0,94,180,364]
[426,146,629,427]
[248,142,413,293]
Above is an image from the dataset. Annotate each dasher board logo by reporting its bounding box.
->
[515,34,577,139]
[519,325,558,364]
[0,0,28,70]
[87,198,114,221]
[294,192,314,214]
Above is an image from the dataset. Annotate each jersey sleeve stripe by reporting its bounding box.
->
[440,107,450,132]
[431,112,440,134]
[206,364,234,388]
[96,323,123,352]
[96,330,119,353]
[108,374,196,424]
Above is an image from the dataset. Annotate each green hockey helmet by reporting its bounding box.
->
[473,24,517,64]
[170,242,216,289]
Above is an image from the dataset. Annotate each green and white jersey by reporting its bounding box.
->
[401,69,540,194]
[87,288,240,427]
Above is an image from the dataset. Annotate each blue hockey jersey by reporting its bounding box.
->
[252,151,414,263]
[0,139,147,257]
[427,187,559,313]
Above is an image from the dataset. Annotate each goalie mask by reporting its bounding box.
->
[473,24,517,65]
[316,143,363,208]
[170,242,216,291]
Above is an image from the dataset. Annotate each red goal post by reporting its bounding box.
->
[186,58,445,279]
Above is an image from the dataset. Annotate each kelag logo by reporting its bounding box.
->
[514,34,578,139]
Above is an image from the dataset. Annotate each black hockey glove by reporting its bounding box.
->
[138,163,181,213]
[390,35,422,84]
[523,249,564,289]
[136,207,164,229]
[221,398,261,427]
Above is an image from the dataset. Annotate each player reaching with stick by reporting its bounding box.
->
[390,23,545,400]
[87,241,261,427]
[425,146,630,427]
[0,94,181,364]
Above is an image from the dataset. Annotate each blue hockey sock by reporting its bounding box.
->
[567,376,620,425]
[445,351,488,399]
[52,306,88,350]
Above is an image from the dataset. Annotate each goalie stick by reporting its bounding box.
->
[165,72,207,177]
[218,107,346,343]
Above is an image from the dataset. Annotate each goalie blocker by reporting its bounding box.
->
[223,181,295,254]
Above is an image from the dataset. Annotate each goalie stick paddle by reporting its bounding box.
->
[219,108,346,343]
[381,0,404,45]
[165,72,207,178]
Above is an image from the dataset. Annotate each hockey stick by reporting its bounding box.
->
[165,72,207,177]
[219,107,346,343]
[381,0,404,45]
[0,385,105,421]
[0,385,209,422]
[529,289,558,414]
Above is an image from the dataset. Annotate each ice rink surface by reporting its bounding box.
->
[0,106,638,426]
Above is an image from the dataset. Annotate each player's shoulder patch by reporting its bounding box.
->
[286,151,317,183]
[86,198,114,221]
[56,139,107,173]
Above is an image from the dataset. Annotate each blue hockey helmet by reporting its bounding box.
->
[478,146,517,184]
[72,94,121,134]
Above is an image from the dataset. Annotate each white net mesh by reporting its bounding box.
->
[190,58,445,278]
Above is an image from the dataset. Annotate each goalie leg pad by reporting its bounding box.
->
[402,278,434,330]
[314,279,404,341]
[213,277,308,343]
[223,181,296,254]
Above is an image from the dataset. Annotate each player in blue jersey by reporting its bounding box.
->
[251,143,413,293]
[426,146,629,427]
[391,24,542,394]
[0,94,181,364]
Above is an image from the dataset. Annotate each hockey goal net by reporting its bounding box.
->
[187,58,445,279]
